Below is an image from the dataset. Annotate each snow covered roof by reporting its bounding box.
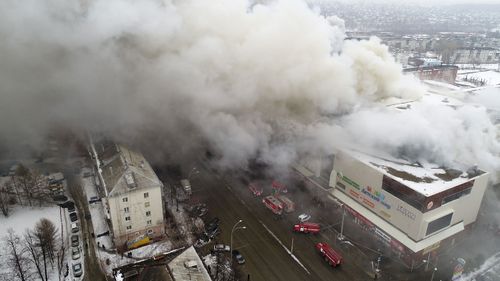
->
[168,246,212,281]
[97,143,162,197]
[345,149,485,197]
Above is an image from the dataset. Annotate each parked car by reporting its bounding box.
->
[89,196,101,204]
[71,247,80,260]
[298,213,311,222]
[71,235,79,247]
[232,250,245,264]
[190,203,208,217]
[213,244,230,252]
[69,212,78,222]
[205,217,220,232]
[72,263,82,277]
[206,226,221,239]
[194,235,210,248]
[67,203,75,213]
[71,223,79,233]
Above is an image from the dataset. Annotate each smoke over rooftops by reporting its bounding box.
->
[0,0,498,176]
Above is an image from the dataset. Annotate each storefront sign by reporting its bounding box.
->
[396,204,416,220]
[340,174,360,190]
[361,186,391,209]
[349,189,360,199]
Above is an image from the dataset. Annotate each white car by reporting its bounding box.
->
[213,244,230,252]
[298,213,311,222]
[71,247,81,260]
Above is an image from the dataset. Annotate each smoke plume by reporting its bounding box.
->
[0,0,498,175]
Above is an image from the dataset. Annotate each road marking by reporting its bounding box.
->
[259,220,311,275]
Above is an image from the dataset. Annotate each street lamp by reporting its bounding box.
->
[430,267,437,281]
[338,204,345,241]
[230,220,246,264]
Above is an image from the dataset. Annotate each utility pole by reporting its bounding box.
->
[290,237,294,254]
[338,204,345,240]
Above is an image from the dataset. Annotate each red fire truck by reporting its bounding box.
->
[272,180,288,193]
[293,222,321,234]
[262,195,283,215]
[248,182,263,196]
[276,195,295,213]
[315,242,342,267]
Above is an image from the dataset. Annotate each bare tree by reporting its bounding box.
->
[5,229,30,281]
[0,183,10,217]
[12,165,33,206]
[56,243,66,281]
[24,230,45,281]
[34,218,58,280]
[11,165,50,207]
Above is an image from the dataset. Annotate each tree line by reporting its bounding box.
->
[0,164,54,217]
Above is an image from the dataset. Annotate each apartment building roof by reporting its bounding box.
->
[97,143,162,197]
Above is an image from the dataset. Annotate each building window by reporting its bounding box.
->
[122,197,128,203]
[147,220,152,225]
[124,207,129,213]
[125,216,131,221]
[426,213,453,236]
[382,175,425,211]
[146,211,151,217]
[442,187,472,205]
[145,202,150,208]
[144,192,149,198]
[126,225,132,230]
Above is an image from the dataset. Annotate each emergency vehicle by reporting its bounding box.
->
[276,195,295,213]
[293,222,320,234]
[248,182,263,196]
[262,195,283,215]
[316,242,342,267]
[272,180,288,193]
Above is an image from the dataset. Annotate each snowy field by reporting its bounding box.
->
[458,70,500,86]
[0,205,65,281]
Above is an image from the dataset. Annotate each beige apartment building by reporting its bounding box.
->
[92,141,165,250]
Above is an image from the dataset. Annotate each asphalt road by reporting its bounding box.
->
[190,162,374,281]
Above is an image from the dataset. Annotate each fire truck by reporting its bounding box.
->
[315,242,342,267]
[293,222,320,234]
[272,180,288,193]
[276,195,295,213]
[248,182,263,196]
[262,195,283,215]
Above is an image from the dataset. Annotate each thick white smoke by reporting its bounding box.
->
[0,0,498,174]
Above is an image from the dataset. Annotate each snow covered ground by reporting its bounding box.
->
[463,252,500,281]
[456,64,499,71]
[0,205,68,281]
[458,70,500,86]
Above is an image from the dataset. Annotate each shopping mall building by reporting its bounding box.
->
[294,148,489,268]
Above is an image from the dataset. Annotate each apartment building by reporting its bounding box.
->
[92,141,165,250]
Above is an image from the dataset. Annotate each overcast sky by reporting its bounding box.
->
[329,0,500,5]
